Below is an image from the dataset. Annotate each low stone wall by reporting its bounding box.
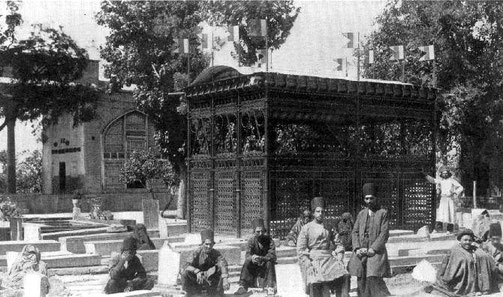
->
[0,191,176,214]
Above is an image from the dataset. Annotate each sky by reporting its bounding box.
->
[0,0,388,156]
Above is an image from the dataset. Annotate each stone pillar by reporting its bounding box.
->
[9,217,23,241]
[72,199,81,219]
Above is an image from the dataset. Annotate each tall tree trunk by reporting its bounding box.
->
[177,168,186,219]
[6,115,16,194]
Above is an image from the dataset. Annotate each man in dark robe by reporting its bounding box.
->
[437,229,499,295]
[286,209,312,247]
[337,212,353,251]
[104,237,154,294]
[481,222,503,281]
[348,183,391,297]
[235,218,277,295]
[132,223,156,250]
[297,196,350,297]
[180,229,230,297]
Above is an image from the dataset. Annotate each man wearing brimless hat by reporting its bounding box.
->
[348,183,391,297]
[180,229,230,297]
[482,222,503,277]
[104,237,154,294]
[297,196,350,297]
[234,218,277,296]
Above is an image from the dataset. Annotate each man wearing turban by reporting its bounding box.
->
[424,165,464,233]
[104,237,154,294]
[181,229,230,297]
[348,183,391,297]
[235,218,277,295]
[297,196,350,297]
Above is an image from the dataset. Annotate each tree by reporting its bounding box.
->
[120,148,178,197]
[363,0,503,195]
[16,150,42,194]
[201,0,300,66]
[0,149,42,194]
[0,0,100,193]
[96,0,300,218]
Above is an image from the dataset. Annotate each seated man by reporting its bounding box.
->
[436,229,499,295]
[132,223,156,250]
[181,229,230,297]
[286,209,312,247]
[298,197,350,297]
[235,218,277,295]
[482,222,503,280]
[336,212,353,252]
[1,245,50,296]
[104,237,154,294]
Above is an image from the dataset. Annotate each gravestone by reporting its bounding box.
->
[142,199,159,230]
[9,217,23,241]
[158,240,180,288]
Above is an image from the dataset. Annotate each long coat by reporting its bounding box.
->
[347,207,391,278]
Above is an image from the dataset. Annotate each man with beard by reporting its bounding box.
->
[348,183,391,297]
[180,229,230,297]
[424,166,464,233]
[234,218,277,295]
[297,196,350,297]
[286,209,312,247]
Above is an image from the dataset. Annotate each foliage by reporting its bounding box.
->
[120,148,178,191]
[201,0,300,65]
[15,150,42,194]
[0,150,42,194]
[96,0,300,178]
[0,1,100,132]
[362,0,503,193]
[0,196,22,221]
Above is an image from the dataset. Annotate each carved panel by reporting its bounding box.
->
[215,171,235,234]
[240,171,263,234]
[190,171,210,232]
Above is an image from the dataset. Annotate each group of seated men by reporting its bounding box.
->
[100,185,503,297]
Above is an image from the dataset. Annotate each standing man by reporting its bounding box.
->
[104,237,154,294]
[424,165,464,233]
[180,229,230,297]
[348,183,391,297]
[297,196,350,297]
[235,218,277,295]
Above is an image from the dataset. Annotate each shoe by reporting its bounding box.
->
[234,286,247,295]
[266,287,275,295]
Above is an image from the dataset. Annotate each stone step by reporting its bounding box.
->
[389,230,415,237]
[0,240,61,255]
[58,230,160,254]
[84,236,185,256]
[0,251,101,268]
[387,232,455,244]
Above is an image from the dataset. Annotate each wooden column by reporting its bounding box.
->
[6,110,16,194]
[236,92,242,238]
[210,95,215,231]
[186,96,192,232]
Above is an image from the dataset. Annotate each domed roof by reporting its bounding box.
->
[190,66,243,86]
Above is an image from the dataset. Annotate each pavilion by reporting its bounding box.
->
[184,66,437,238]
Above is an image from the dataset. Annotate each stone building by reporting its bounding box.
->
[41,60,161,195]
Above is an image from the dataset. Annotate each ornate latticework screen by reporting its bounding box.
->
[186,67,437,237]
